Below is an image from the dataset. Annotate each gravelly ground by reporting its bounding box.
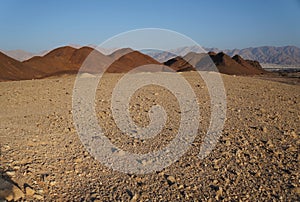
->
[0,72,299,201]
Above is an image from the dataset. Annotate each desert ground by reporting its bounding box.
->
[0,72,299,201]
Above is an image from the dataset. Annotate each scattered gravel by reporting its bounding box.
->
[0,72,299,201]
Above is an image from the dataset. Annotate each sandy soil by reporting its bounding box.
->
[0,72,299,201]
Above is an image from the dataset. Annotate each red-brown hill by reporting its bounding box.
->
[163,56,196,72]
[164,52,266,75]
[109,48,134,60]
[0,52,43,81]
[107,51,162,73]
[23,46,96,75]
[209,52,266,75]
[0,47,267,81]
[22,47,163,75]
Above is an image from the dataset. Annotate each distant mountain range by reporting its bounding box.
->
[180,46,300,66]
[1,45,300,66]
[0,46,266,81]
[0,49,49,61]
[144,46,300,66]
[210,46,300,66]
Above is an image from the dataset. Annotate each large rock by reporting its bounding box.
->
[0,177,24,201]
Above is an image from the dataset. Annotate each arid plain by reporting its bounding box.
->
[0,71,299,201]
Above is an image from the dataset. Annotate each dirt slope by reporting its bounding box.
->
[0,52,43,81]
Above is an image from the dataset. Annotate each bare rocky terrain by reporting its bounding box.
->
[0,72,299,201]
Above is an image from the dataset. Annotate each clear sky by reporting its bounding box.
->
[1,0,299,52]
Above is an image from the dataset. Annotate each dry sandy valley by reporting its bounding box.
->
[0,72,299,201]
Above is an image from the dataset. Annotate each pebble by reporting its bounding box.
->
[74,158,83,163]
[50,181,56,186]
[292,187,300,195]
[215,187,223,200]
[25,186,35,196]
[115,150,126,156]
[130,194,139,202]
[291,131,297,138]
[213,180,218,184]
[5,171,16,177]
[262,127,268,133]
[34,194,44,200]
[167,176,176,185]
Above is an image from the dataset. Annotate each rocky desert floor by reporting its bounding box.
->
[0,72,299,201]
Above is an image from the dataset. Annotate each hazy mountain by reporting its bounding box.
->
[222,46,300,66]
[0,49,35,61]
[142,50,176,63]
[0,49,50,61]
[147,45,300,66]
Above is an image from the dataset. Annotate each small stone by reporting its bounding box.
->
[266,140,273,147]
[25,186,35,196]
[214,164,220,170]
[215,187,223,200]
[50,181,56,186]
[158,171,165,176]
[90,192,98,198]
[34,194,44,200]
[262,127,268,133]
[260,108,266,113]
[291,131,297,138]
[167,175,176,185]
[292,187,300,195]
[40,142,47,146]
[74,158,83,163]
[141,159,148,166]
[37,189,44,194]
[260,136,268,143]
[130,194,139,202]
[287,146,297,152]
[5,171,16,177]
[116,150,126,156]
[225,140,231,146]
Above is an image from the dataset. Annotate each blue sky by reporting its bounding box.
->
[0,0,299,52]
